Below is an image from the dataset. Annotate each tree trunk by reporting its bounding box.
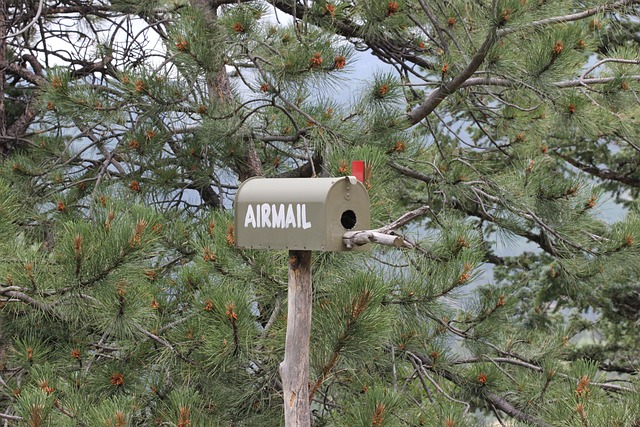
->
[0,0,6,137]
[280,250,312,427]
[190,0,263,183]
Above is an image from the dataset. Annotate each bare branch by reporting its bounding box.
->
[498,0,640,37]
[378,205,432,234]
[459,75,640,90]
[343,205,432,249]
[3,0,44,39]
[0,413,22,421]
[2,62,46,85]
[343,230,407,249]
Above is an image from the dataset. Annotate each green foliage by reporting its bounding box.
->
[338,387,402,427]
[1,0,640,425]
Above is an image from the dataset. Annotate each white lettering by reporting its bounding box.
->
[242,203,312,229]
[285,204,296,228]
[261,203,271,228]
[244,205,256,228]
[272,204,285,228]
[301,204,312,229]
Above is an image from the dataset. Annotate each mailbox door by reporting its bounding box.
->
[324,178,370,251]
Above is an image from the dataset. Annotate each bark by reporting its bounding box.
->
[0,41,44,157]
[0,2,37,157]
[198,183,222,209]
[343,230,407,249]
[275,155,323,179]
[279,251,312,427]
[235,136,264,181]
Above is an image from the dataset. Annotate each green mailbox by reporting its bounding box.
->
[234,177,370,251]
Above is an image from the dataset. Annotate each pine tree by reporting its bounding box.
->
[1,0,639,426]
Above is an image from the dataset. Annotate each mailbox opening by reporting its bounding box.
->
[341,209,357,229]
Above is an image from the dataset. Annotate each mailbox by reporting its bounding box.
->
[234,177,370,251]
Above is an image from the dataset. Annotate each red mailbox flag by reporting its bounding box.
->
[352,161,365,184]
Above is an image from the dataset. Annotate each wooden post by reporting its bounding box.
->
[280,250,312,427]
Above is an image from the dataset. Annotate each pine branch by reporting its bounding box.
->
[4,0,44,40]
[415,0,448,53]
[21,54,44,77]
[452,357,544,372]
[498,0,640,37]
[159,314,195,334]
[388,162,564,256]
[407,28,498,126]
[388,162,436,183]
[134,324,197,365]
[253,129,309,144]
[310,289,378,402]
[377,205,432,234]
[409,352,552,427]
[1,57,43,155]
[186,182,221,209]
[407,351,470,413]
[484,252,506,265]
[5,97,38,139]
[0,286,56,315]
[271,0,436,71]
[555,151,640,188]
[463,196,553,254]
[404,0,640,126]
[53,400,75,419]
[309,350,340,403]
[260,292,283,340]
[598,363,637,374]
[580,58,640,79]
[210,0,254,7]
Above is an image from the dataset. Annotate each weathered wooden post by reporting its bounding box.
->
[280,250,312,426]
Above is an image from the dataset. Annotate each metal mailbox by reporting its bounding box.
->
[234,177,370,251]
